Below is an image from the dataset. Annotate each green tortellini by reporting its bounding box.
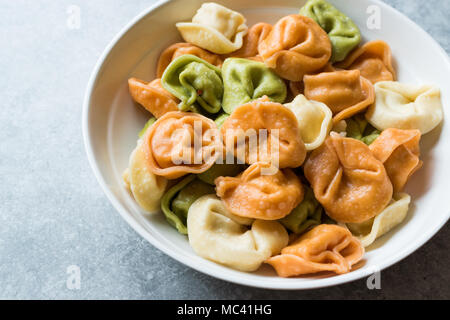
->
[138,117,156,138]
[279,186,323,234]
[197,163,247,185]
[161,175,215,234]
[346,114,380,145]
[214,113,229,128]
[222,58,287,114]
[300,0,361,63]
[161,54,223,114]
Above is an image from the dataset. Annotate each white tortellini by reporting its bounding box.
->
[344,193,411,247]
[365,81,443,134]
[187,195,289,272]
[124,140,168,213]
[331,120,347,136]
[176,3,248,54]
[284,94,333,150]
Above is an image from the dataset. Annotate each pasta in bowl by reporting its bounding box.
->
[84,0,450,289]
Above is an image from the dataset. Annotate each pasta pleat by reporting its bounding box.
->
[336,40,395,84]
[344,193,411,247]
[369,128,422,192]
[128,78,178,118]
[156,42,223,78]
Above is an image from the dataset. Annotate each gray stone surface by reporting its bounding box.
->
[0,0,449,300]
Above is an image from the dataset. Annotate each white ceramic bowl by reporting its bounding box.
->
[83,0,450,289]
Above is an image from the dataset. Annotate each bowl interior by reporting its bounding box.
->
[84,0,450,289]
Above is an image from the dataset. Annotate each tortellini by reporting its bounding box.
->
[215,162,304,220]
[161,55,223,114]
[221,58,287,114]
[304,70,375,123]
[288,63,336,98]
[214,113,229,128]
[128,78,178,118]
[221,98,307,168]
[161,175,215,234]
[279,186,323,234]
[223,23,272,59]
[300,0,361,63]
[176,3,248,54]
[331,119,347,135]
[345,114,380,145]
[365,81,444,134]
[187,195,289,272]
[258,14,332,81]
[304,133,393,223]
[266,224,364,276]
[156,42,223,78]
[197,163,246,185]
[126,140,168,213]
[336,40,395,84]
[369,128,422,193]
[345,193,411,247]
[143,111,221,179]
[284,94,333,151]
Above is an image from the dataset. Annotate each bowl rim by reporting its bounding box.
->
[82,0,450,290]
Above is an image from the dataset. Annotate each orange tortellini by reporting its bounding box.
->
[336,40,396,84]
[215,162,304,220]
[223,22,272,60]
[266,224,364,276]
[143,111,221,179]
[156,42,223,78]
[128,78,178,118]
[304,70,375,123]
[258,15,332,81]
[220,98,307,168]
[369,128,422,193]
[288,63,336,97]
[304,133,393,223]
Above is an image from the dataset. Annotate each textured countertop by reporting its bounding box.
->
[1,0,449,299]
